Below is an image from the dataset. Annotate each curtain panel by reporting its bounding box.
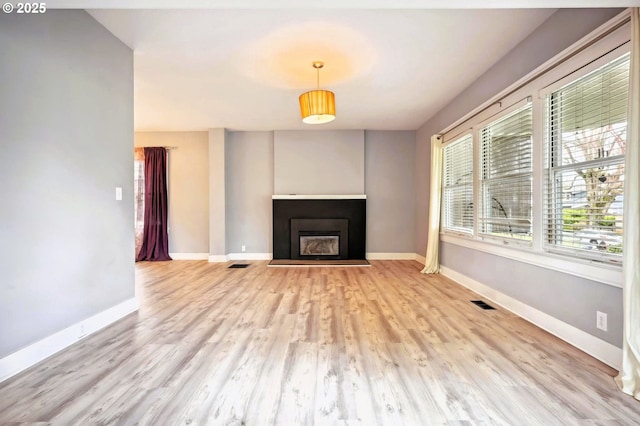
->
[615,7,640,401]
[136,147,172,262]
[422,135,443,274]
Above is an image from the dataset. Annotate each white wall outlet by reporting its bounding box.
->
[596,311,608,331]
[241,245,246,252]
[115,186,123,201]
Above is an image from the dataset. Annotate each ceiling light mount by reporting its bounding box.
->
[299,61,335,124]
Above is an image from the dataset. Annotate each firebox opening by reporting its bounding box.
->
[290,218,349,260]
[300,233,340,256]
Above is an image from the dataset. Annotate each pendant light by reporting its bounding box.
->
[299,61,336,124]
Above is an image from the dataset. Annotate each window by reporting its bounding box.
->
[544,53,629,259]
[438,17,630,278]
[134,148,145,257]
[479,103,533,242]
[442,135,473,234]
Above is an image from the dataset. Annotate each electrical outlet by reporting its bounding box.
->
[596,311,608,331]
[241,245,246,252]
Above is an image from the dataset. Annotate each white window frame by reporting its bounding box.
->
[441,133,474,236]
[539,44,629,264]
[438,13,630,288]
[474,98,533,246]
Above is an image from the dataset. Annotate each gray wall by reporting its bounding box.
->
[0,11,134,357]
[133,129,417,256]
[135,132,209,255]
[415,8,624,346]
[274,130,365,195]
[365,131,416,253]
[415,127,431,256]
[441,243,623,346]
[223,129,418,255]
[225,131,274,254]
[209,129,226,257]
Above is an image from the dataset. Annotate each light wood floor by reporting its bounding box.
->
[1,260,639,425]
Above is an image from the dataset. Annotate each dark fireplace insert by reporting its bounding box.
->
[290,218,348,260]
[272,198,366,260]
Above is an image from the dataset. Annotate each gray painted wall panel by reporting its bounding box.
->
[0,11,134,357]
[274,130,365,195]
[441,242,622,346]
[365,131,416,253]
[415,127,431,255]
[225,131,274,254]
[209,129,226,256]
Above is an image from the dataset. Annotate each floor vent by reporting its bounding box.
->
[471,300,496,310]
[229,264,250,269]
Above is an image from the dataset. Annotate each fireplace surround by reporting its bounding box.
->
[272,195,366,261]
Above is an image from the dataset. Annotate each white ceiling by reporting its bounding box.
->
[79,3,623,131]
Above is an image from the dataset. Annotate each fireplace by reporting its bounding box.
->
[300,235,339,255]
[272,196,366,261]
[290,218,348,260]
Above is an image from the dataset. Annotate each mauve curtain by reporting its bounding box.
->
[136,147,172,262]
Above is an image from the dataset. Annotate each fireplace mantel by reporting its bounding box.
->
[272,194,366,200]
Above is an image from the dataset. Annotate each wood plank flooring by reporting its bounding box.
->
[1,260,639,425]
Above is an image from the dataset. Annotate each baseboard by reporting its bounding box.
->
[169,253,209,260]
[415,254,426,265]
[0,297,138,383]
[366,252,420,260]
[227,253,272,261]
[208,255,229,263]
[215,253,425,262]
[439,266,622,370]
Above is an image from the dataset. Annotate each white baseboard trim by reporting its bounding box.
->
[0,297,138,383]
[227,253,272,261]
[213,253,426,262]
[415,254,426,265]
[169,253,209,260]
[208,255,229,263]
[367,252,418,260]
[439,266,621,370]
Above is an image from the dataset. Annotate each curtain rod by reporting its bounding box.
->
[135,146,177,150]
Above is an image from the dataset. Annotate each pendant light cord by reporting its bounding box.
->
[312,61,324,90]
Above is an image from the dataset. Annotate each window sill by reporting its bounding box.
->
[440,233,622,288]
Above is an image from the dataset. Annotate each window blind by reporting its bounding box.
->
[479,103,533,241]
[442,134,473,233]
[544,53,629,259]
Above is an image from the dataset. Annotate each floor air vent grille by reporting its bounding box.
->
[228,264,250,269]
[471,300,496,310]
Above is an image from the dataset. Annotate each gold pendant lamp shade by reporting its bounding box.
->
[299,61,335,124]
